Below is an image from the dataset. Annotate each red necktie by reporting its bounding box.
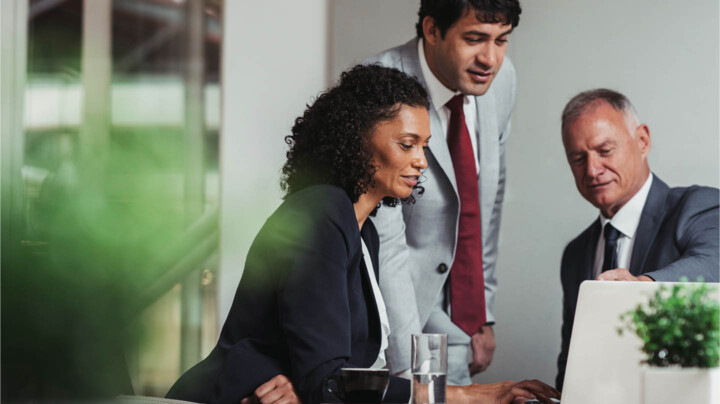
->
[445,94,486,336]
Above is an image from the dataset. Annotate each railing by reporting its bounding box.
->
[132,206,219,318]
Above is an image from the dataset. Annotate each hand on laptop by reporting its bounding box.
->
[596,268,653,282]
[449,379,560,404]
[469,324,496,375]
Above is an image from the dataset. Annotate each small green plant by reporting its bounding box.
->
[618,281,719,368]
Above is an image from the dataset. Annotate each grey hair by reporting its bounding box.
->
[561,88,639,136]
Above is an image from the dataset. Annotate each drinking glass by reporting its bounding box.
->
[411,333,447,404]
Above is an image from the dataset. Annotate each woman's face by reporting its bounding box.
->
[369,105,431,199]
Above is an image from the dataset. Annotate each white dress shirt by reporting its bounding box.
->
[418,39,480,173]
[361,239,391,369]
[593,173,654,279]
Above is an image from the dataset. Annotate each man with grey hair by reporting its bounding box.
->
[556,88,719,390]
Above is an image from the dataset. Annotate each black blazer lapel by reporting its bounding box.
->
[630,176,669,275]
[359,220,381,365]
[361,220,380,280]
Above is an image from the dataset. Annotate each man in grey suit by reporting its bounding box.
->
[556,88,719,390]
[366,0,522,384]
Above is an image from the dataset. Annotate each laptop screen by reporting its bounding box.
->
[560,281,718,404]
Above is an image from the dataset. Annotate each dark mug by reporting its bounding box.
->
[326,368,390,403]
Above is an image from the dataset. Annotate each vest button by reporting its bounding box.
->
[437,263,448,274]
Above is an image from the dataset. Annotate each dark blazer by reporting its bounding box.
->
[556,175,719,390]
[166,185,410,403]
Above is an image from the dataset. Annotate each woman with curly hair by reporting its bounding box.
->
[167,65,559,404]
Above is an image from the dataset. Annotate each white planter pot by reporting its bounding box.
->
[643,366,719,404]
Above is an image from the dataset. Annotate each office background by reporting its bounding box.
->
[1,0,717,397]
[221,0,719,386]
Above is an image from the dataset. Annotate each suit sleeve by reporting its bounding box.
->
[484,58,517,323]
[556,244,575,391]
[372,206,423,375]
[483,120,508,324]
[644,188,719,283]
[268,202,359,403]
[275,201,411,403]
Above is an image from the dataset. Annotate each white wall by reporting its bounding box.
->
[219,1,329,324]
[329,0,418,80]
[330,0,719,386]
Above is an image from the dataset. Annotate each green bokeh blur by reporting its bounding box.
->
[3,129,194,400]
[3,1,221,400]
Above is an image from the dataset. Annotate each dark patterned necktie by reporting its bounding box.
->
[446,94,486,336]
[602,223,621,272]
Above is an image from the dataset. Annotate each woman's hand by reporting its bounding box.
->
[448,379,560,404]
[240,374,302,404]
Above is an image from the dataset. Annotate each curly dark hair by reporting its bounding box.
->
[416,0,522,39]
[281,64,430,207]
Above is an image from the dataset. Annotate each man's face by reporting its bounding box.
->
[562,102,651,218]
[423,10,513,96]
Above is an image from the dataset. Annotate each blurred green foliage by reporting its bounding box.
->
[5,1,222,400]
[2,129,192,401]
[618,281,720,368]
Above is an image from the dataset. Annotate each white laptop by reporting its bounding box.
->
[559,281,718,404]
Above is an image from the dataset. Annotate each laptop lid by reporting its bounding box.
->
[560,281,718,404]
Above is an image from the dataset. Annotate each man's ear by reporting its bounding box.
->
[422,16,440,46]
[635,123,651,158]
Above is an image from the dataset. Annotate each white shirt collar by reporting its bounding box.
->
[418,39,461,112]
[599,173,654,238]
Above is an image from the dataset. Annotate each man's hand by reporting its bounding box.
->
[469,324,496,375]
[240,374,301,404]
[596,268,653,282]
[448,380,560,404]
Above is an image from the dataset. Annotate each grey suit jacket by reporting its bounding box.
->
[556,175,720,390]
[365,39,517,373]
